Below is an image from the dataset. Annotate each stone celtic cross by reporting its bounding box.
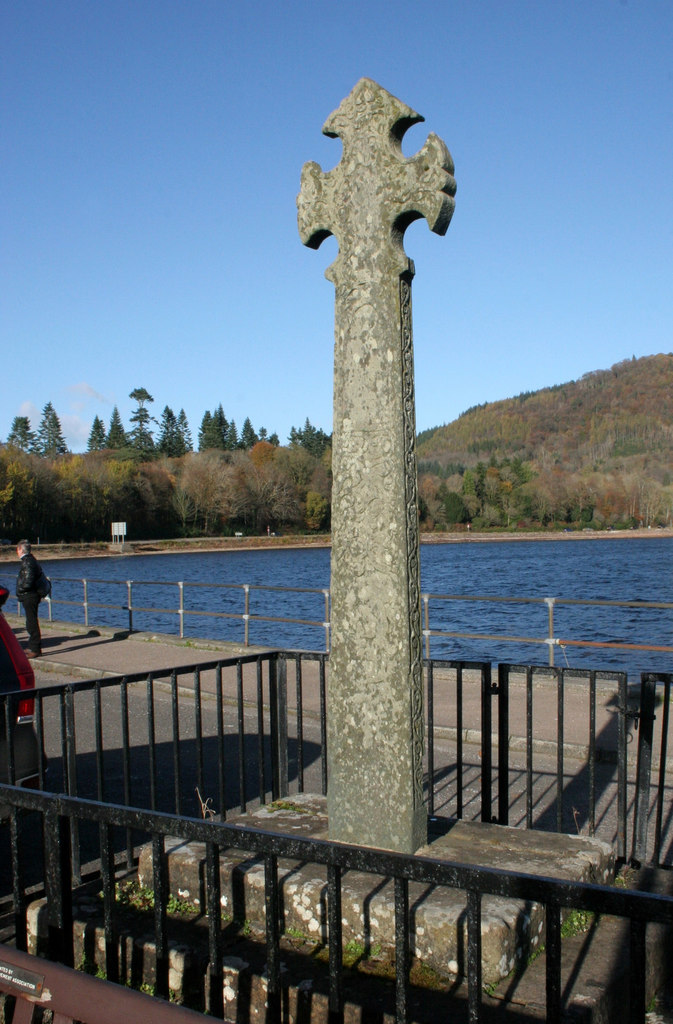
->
[298,78,455,853]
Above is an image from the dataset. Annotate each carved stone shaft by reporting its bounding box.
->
[298,79,455,853]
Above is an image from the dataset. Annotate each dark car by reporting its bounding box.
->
[0,586,44,789]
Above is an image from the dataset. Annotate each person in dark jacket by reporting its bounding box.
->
[15,540,44,658]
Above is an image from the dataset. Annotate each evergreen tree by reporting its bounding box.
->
[241,417,258,449]
[35,402,67,457]
[128,387,155,458]
[198,411,213,451]
[7,416,36,452]
[176,409,193,453]
[289,418,331,458]
[268,432,280,446]
[106,406,127,449]
[87,415,107,451]
[212,404,228,447]
[224,420,239,450]
[198,408,226,450]
[157,406,181,457]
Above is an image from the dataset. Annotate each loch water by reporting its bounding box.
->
[3,537,672,676]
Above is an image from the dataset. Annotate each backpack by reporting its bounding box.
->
[36,572,52,599]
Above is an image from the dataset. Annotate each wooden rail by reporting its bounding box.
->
[0,944,207,1024]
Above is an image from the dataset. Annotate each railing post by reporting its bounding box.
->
[126,580,133,633]
[545,597,556,666]
[243,584,250,646]
[323,588,330,652]
[422,593,430,659]
[82,578,89,627]
[269,654,289,800]
[631,673,658,866]
[44,801,74,967]
[178,581,184,639]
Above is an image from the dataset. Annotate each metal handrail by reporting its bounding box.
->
[1,571,672,663]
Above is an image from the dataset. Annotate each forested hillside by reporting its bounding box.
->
[416,355,673,531]
[2,356,672,542]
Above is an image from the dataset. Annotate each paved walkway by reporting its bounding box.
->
[2,613,645,764]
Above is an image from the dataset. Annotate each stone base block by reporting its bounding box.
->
[137,793,614,987]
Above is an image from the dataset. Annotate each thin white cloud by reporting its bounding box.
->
[60,414,91,449]
[66,382,111,405]
[17,401,40,426]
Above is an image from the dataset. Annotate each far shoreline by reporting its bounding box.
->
[0,526,671,564]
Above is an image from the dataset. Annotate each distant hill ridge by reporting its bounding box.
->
[418,354,673,472]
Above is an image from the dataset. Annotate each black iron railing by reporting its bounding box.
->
[0,785,671,1023]
[2,654,670,868]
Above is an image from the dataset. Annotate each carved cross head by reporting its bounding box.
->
[297,78,456,279]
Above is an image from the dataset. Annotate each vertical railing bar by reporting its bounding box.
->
[617,672,628,863]
[44,803,74,967]
[653,676,670,866]
[423,593,430,660]
[152,833,169,1000]
[296,657,305,793]
[5,695,16,785]
[4,696,23,950]
[58,689,68,792]
[94,680,104,803]
[481,664,493,822]
[426,660,435,816]
[497,663,509,825]
[178,581,184,639]
[256,658,266,805]
[237,660,247,812]
[100,820,118,984]
[545,901,562,1024]
[264,853,281,1023]
[526,666,534,830]
[82,578,89,627]
[631,674,657,866]
[35,691,47,787]
[323,588,330,653]
[319,655,328,797]
[327,863,343,1020]
[8,794,25,952]
[456,665,463,819]
[556,669,564,833]
[589,671,596,835]
[629,918,647,1024]
[269,655,289,801]
[466,888,482,1023]
[394,876,409,1024]
[206,840,224,1019]
[215,663,227,820]
[244,584,250,647]
[121,676,133,867]
[146,675,158,812]
[126,580,133,633]
[171,669,182,817]
[194,667,204,800]
[546,596,555,667]
[64,687,81,885]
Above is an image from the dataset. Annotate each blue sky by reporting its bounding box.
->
[2,0,672,452]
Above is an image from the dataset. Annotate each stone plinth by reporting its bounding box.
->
[137,794,614,987]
